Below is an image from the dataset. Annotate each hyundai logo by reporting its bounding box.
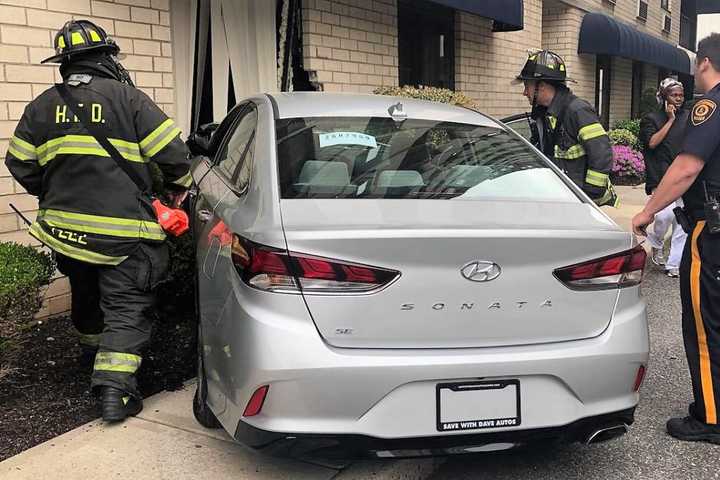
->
[461,261,502,282]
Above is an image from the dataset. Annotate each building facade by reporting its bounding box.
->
[299,0,689,123]
[0,0,708,316]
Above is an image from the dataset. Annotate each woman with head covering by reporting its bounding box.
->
[639,78,690,277]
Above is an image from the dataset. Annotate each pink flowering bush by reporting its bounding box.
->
[611,144,645,179]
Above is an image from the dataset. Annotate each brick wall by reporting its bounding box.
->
[0,0,176,318]
[454,0,543,118]
[594,0,681,45]
[643,63,660,93]
[609,56,633,127]
[544,0,683,127]
[302,0,398,93]
[542,0,596,103]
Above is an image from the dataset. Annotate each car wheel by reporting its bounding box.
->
[193,321,221,429]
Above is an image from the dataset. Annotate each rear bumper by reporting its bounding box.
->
[205,283,648,443]
[235,408,636,455]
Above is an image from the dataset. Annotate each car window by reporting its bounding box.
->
[207,103,246,156]
[215,106,257,191]
[275,116,577,202]
[504,117,533,141]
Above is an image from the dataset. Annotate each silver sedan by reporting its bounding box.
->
[188,93,649,457]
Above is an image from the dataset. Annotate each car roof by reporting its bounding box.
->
[267,92,500,127]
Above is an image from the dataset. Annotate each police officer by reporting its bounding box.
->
[5,20,192,422]
[633,33,720,443]
[514,50,618,206]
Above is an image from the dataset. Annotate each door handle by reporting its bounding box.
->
[197,209,212,223]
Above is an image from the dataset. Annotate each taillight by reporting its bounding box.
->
[553,245,646,290]
[231,234,399,293]
[243,385,269,417]
[633,365,646,392]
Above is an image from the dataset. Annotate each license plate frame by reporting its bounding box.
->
[436,379,521,432]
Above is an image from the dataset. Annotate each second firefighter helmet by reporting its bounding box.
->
[513,50,573,84]
[42,20,119,64]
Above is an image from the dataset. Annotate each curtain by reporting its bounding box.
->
[211,0,230,122]
[170,0,277,128]
[221,0,277,103]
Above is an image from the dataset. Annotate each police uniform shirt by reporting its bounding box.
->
[681,82,720,212]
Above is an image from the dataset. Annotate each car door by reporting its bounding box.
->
[194,102,258,413]
[501,112,536,142]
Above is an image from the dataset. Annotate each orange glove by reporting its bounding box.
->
[152,198,189,236]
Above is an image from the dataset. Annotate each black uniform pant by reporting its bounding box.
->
[680,220,720,425]
[56,242,169,398]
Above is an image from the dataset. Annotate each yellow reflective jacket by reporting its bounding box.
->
[5,75,192,265]
[546,88,618,207]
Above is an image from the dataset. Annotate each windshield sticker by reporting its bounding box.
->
[319,132,377,149]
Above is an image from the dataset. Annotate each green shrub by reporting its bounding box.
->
[613,119,640,138]
[609,128,641,151]
[373,85,479,110]
[0,242,55,331]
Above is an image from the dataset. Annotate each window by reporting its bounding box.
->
[661,0,671,12]
[275,117,577,202]
[215,105,257,191]
[637,0,648,21]
[398,0,454,89]
[662,14,672,33]
[595,56,611,129]
[631,61,644,118]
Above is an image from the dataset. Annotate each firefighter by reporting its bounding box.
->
[4,20,192,423]
[514,50,618,207]
[633,33,720,444]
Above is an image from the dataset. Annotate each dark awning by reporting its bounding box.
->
[427,0,524,32]
[578,13,691,74]
[698,0,720,14]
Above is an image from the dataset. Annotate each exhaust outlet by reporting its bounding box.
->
[585,424,628,444]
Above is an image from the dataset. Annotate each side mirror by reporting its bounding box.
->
[187,122,219,156]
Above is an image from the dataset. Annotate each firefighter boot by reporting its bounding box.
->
[101,386,143,422]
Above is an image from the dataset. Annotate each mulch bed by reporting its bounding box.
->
[611,175,645,187]
[0,310,197,461]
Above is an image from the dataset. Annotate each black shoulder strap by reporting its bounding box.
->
[55,83,150,193]
[547,94,571,150]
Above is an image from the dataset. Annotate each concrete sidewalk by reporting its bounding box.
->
[600,184,647,234]
[0,185,647,480]
[1,386,339,480]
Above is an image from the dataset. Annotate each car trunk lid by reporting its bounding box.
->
[281,199,629,349]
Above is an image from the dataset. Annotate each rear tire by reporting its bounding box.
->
[194,317,221,429]
[193,387,221,429]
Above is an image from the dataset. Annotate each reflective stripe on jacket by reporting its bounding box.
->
[546,88,617,207]
[5,76,192,264]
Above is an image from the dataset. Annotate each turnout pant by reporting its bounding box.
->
[680,220,720,425]
[56,242,169,398]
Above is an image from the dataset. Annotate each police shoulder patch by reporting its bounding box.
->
[691,99,717,126]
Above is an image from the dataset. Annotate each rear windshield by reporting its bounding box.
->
[276,116,577,201]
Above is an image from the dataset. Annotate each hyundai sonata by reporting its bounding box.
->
[188,93,648,456]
